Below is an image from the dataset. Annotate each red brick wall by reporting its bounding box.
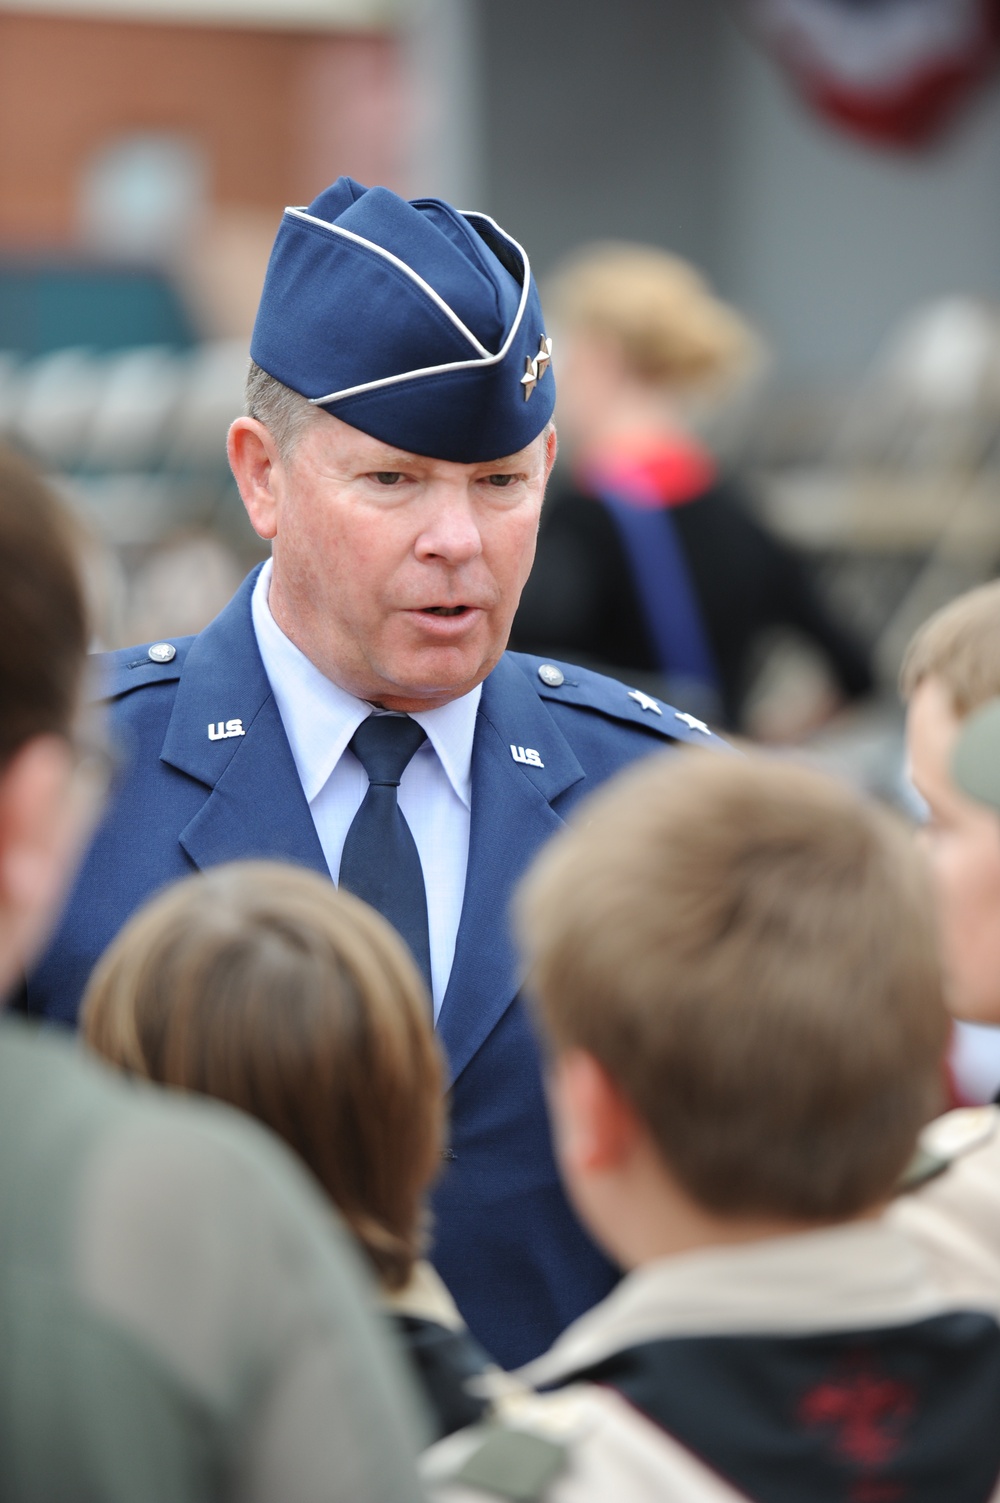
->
[0,11,408,249]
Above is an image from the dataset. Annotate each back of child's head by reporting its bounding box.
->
[82,861,443,1290]
[900,579,1000,716]
[516,751,948,1224]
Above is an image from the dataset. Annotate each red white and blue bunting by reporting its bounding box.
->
[738,0,1000,147]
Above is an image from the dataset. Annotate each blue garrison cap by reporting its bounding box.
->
[250,177,555,463]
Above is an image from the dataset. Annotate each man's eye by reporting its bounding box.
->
[372,472,404,485]
[486,474,516,487]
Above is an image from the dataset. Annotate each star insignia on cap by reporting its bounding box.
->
[522,335,553,401]
[628,689,662,715]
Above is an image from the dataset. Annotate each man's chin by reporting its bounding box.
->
[371,646,501,712]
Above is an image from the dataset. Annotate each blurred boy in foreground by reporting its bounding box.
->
[0,442,426,1500]
[425,752,1000,1503]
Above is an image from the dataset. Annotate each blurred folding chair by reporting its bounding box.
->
[830,297,1000,474]
[834,299,1000,678]
[11,347,109,470]
[0,352,23,445]
[84,345,184,471]
[123,531,247,644]
[165,338,248,473]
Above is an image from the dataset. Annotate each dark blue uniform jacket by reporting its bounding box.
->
[27,567,725,1368]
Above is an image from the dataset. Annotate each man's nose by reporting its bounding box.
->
[414,491,484,564]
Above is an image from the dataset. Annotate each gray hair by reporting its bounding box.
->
[245,359,556,464]
[244,361,323,461]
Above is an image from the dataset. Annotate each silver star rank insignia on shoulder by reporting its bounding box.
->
[675,711,711,735]
[628,689,662,715]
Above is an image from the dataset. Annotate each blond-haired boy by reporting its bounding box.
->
[425,752,1000,1503]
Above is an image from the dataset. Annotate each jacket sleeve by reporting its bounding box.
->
[75,1096,430,1503]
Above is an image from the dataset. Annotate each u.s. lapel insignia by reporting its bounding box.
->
[628,689,662,716]
[675,711,711,735]
[521,355,539,401]
[511,744,544,768]
[208,718,246,742]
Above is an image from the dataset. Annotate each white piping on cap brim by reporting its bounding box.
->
[280,206,534,407]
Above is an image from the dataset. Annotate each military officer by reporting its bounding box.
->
[26,177,725,1369]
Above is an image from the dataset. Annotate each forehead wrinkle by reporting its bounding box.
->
[350,438,542,475]
[297,440,425,480]
[481,445,537,470]
[357,441,426,468]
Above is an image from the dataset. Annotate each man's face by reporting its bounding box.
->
[261,414,554,711]
[907,675,1000,1024]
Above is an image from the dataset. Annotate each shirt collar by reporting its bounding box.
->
[516,1218,943,1389]
[409,688,480,810]
[251,558,480,806]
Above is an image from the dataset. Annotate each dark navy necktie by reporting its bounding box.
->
[339,714,432,994]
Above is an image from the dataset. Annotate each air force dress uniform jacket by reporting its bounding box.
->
[26,566,724,1369]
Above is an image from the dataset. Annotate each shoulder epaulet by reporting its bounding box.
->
[898,1105,999,1193]
[423,1421,567,1502]
[509,652,730,751]
[88,637,194,704]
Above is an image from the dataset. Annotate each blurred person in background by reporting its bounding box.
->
[83,860,492,1440]
[902,581,1000,1102]
[512,243,874,734]
[426,752,1000,1503]
[0,443,427,1503]
[25,176,727,1370]
[887,681,1000,1484]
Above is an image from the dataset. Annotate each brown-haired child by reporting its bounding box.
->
[83,859,490,1439]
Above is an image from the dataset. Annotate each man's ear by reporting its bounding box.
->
[543,422,558,483]
[227,417,283,541]
[549,1048,641,1178]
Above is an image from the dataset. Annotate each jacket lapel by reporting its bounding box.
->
[163,597,580,1077]
[160,568,328,877]
[437,655,585,1084]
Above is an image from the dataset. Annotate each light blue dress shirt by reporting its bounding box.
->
[251,560,478,1018]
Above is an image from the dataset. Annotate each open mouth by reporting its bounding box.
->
[422,605,470,616]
